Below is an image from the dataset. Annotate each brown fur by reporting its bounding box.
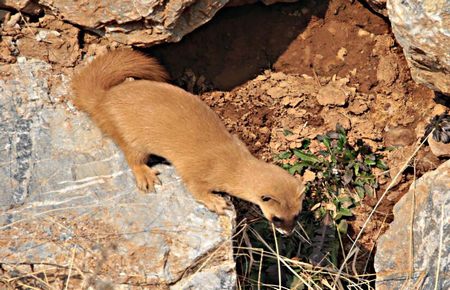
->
[71,49,305,234]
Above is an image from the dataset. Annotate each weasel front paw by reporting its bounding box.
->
[200,194,232,215]
[132,165,161,192]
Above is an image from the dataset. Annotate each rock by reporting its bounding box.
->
[267,87,285,99]
[372,35,395,57]
[349,99,369,115]
[16,16,80,67]
[336,47,347,61]
[384,126,416,147]
[0,58,235,288]
[363,0,387,16]
[2,0,229,47]
[428,137,450,158]
[0,0,30,10]
[376,53,399,86]
[375,160,450,290]
[415,147,440,174]
[316,84,348,106]
[322,110,351,130]
[227,0,298,6]
[387,0,450,94]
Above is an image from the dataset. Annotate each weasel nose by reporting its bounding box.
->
[273,220,296,237]
[275,226,295,237]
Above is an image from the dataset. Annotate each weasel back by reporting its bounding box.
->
[71,49,168,113]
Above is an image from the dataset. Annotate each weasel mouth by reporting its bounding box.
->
[275,227,294,237]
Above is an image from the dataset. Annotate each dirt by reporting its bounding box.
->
[0,0,447,281]
[149,0,329,91]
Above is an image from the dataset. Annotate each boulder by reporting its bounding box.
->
[0,58,236,288]
[375,160,450,289]
[2,0,299,47]
[387,0,450,94]
[1,0,229,47]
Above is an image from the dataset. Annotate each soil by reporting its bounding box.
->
[0,0,447,283]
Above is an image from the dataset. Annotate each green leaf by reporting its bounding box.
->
[382,146,397,152]
[318,135,331,150]
[376,159,388,170]
[338,196,352,203]
[301,138,311,149]
[339,207,353,217]
[337,220,348,234]
[293,150,320,163]
[288,164,304,175]
[283,129,293,136]
[356,186,365,198]
[278,151,292,159]
[336,123,346,135]
[337,133,346,151]
[343,169,353,185]
[281,163,291,170]
[344,148,356,161]
[364,157,376,166]
[364,183,374,196]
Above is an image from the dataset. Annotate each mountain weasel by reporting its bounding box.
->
[71,49,305,235]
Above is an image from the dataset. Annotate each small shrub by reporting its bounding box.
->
[276,124,388,234]
[236,125,388,289]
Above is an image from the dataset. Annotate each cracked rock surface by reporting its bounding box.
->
[1,0,300,47]
[2,0,228,47]
[0,58,236,288]
[387,0,450,94]
[375,160,450,290]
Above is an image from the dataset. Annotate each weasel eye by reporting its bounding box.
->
[261,195,272,202]
[272,216,284,224]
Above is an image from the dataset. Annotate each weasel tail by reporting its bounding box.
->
[71,49,168,113]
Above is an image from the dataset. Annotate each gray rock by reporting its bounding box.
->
[375,160,450,290]
[2,0,229,47]
[3,0,300,47]
[0,58,236,288]
[387,0,450,94]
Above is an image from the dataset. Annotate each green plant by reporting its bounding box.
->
[424,112,450,143]
[276,124,387,234]
[235,125,388,289]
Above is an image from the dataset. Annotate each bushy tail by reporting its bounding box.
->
[71,49,168,113]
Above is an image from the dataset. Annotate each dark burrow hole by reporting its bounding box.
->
[142,1,329,93]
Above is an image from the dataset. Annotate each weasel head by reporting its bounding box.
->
[253,164,305,236]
